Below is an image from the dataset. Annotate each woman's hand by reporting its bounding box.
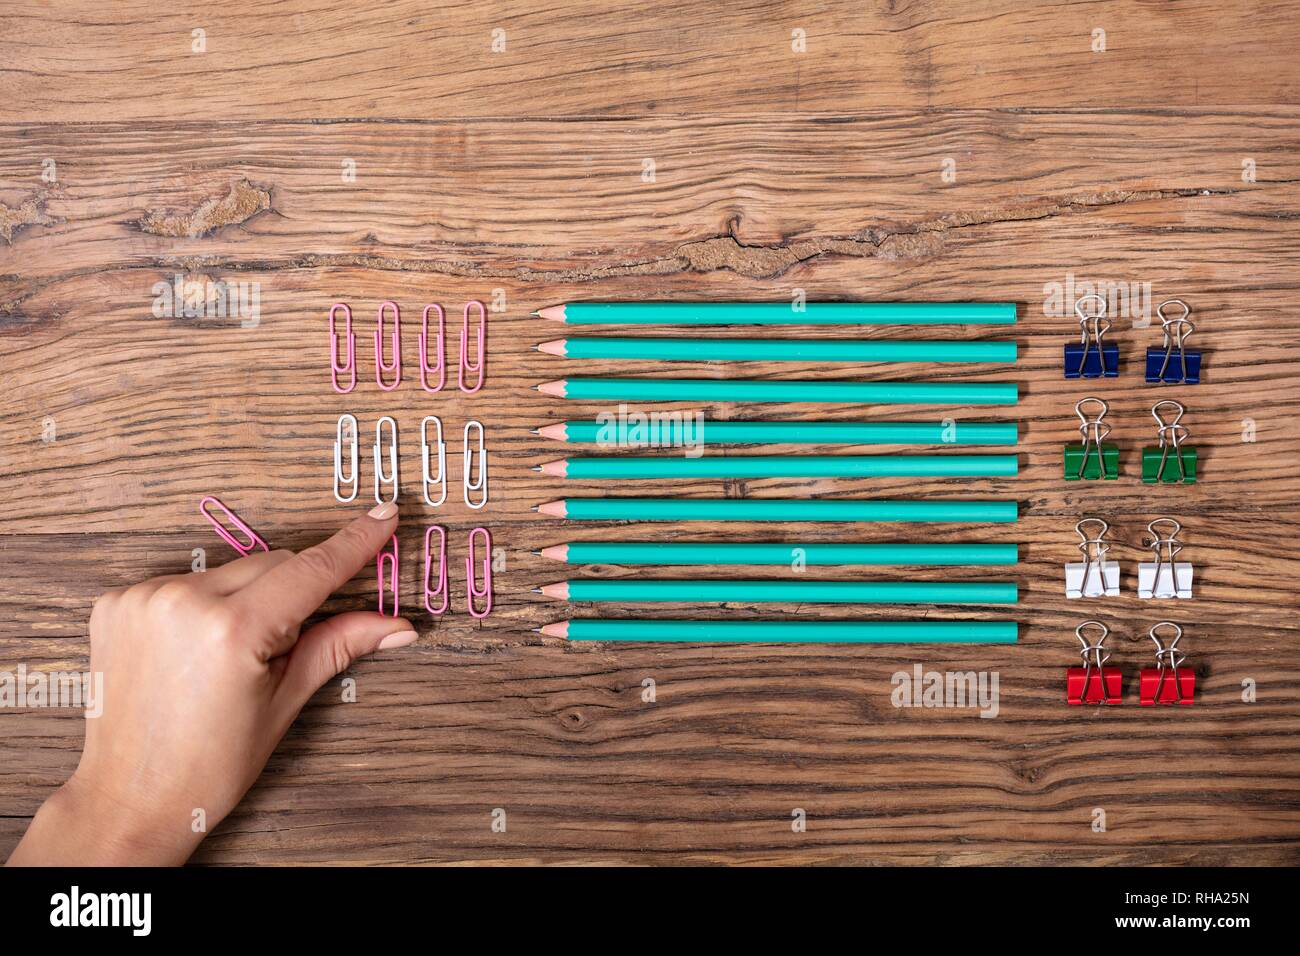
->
[7,502,415,866]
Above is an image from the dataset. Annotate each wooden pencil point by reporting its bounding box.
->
[537,305,567,322]
[539,544,569,562]
[536,423,568,441]
[536,339,567,357]
[537,380,567,398]
[539,621,570,639]
[536,500,568,518]
[538,459,568,477]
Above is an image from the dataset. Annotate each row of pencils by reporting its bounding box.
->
[530,300,1021,644]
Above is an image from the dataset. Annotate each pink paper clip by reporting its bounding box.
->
[466,526,493,618]
[377,533,400,616]
[459,299,486,394]
[329,303,356,394]
[199,496,270,556]
[419,304,447,393]
[375,300,402,391]
[423,525,449,615]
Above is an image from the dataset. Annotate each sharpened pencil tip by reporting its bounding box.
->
[531,465,541,472]
[529,310,540,317]
[529,428,540,435]
[529,550,542,557]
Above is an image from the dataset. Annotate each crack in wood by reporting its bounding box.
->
[136,178,272,239]
[0,184,1234,317]
[151,185,1229,282]
[0,193,54,244]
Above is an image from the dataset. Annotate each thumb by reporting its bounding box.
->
[276,611,417,711]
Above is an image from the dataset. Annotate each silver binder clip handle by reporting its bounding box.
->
[1074,397,1112,479]
[1147,621,1188,702]
[1073,294,1109,375]
[1137,517,1193,599]
[1151,400,1190,482]
[463,419,489,510]
[1066,517,1119,598]
[1155,299,1194,384]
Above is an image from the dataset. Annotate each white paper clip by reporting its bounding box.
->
[374,415,399,504]
[1065,517,1120,598]
[463,419,488,509]
[333,413,359,503]
[420,415,447,507]
[1138,517,1193,599]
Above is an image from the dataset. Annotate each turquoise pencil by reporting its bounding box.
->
[537,337,1016,363]
[539,378,1018,405]
[541,619,1019,643]
[538,454,1018,479]
[541,580,1018,605]
[535,420,1019,445]
[535,302,1017,326]
[540,542,1019,566]
[537,498,1018,522]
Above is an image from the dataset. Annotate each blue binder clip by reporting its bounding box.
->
[1145,299,1200,384]
[1064,294,1117,379]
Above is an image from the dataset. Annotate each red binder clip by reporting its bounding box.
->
[1067,621,1122,705]
[1139,622,1195,705]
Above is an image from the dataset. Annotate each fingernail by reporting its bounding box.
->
[377,630,417,650]
[368,502,398,520]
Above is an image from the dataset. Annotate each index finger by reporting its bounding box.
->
[238,503,400,635]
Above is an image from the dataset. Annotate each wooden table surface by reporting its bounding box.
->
[2,1,1299,865]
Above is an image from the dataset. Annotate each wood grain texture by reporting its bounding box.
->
[2,2,1300,866]
[4,1,1300,120]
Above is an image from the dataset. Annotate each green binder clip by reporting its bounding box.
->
[1065,397,1119,480]
[1142,400,1197,483]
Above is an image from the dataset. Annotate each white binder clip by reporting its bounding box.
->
[1138,518,1193,599]
[420,415,447,507]
[1065,517,1120,598]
